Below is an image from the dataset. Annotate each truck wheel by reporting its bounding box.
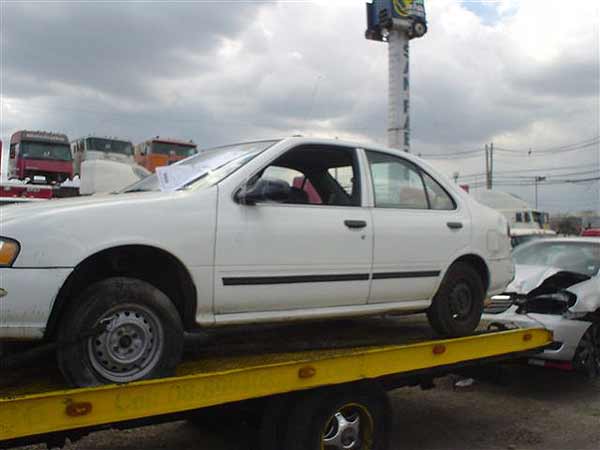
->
[57,277,183,387]
[283,383,390,450]
[427,262,484,337]
[573,322,600,378]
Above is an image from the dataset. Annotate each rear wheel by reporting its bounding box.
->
[57,277,183,387]
[573,322,600,378]
[427,262,485,337]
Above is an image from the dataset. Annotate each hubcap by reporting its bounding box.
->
[322,405,373,450]
[449,282,473,321]
[88,304,164,383]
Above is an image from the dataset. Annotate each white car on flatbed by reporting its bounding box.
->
[0,137,513,386]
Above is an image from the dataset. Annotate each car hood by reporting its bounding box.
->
[507,265,590,295]
[0,191,170,225]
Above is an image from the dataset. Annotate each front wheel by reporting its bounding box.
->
[57,277,183,387]
[427,263,485,337]
[573,322,600,378]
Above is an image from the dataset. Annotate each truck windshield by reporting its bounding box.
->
[122,140,280,193]
[21,142,72,161]
[87,138,133,156]
[152,142,197,157]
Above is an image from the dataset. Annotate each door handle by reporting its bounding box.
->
[447,222,463,230]
[344,220,367,229]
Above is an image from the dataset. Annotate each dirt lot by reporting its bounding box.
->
[8,317,600,450]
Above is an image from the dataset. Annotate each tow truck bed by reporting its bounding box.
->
[0,318,552,449]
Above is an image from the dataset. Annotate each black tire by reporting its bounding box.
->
[57,277,184,387]
[283,382,390,450]
[427,262,485,337]
[573,322,600,378]
[259,394,298,450]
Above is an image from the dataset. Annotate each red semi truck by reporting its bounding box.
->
[0,139,54,203]
[7,130,74,184]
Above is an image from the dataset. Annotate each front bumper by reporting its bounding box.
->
[0,268,72,340]
[483,306,592,361]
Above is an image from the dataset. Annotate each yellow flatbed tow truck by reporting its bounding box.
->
[0,319,551,450]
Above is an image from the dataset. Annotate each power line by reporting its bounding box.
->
[494,136,600,154]
[421,136,600,160]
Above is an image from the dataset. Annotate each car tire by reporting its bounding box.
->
[283,383,390,450]
[427,262,485,337]
[573,322,600,378]
[57,277,183,387]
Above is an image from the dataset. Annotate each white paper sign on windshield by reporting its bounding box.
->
[156,165,207,192]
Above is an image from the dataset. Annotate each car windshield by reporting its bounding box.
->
[86,138,133,156]
[513,241,600,277]
[122,140,280,193]
[152,142,198,157]
[21,141,72,161]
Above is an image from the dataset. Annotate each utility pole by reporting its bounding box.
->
[534,176,546,209]
[484,145,488,189]
[366,1,428,153]
[489,142,494,189]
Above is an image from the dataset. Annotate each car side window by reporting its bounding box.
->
[253,145,360,206]
[261,166,323,205]
[422,172,456,210]
[366,151,428,209]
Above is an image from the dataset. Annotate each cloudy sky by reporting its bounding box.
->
[1,0,598,213]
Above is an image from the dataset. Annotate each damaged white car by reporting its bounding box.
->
[484,238,600,376]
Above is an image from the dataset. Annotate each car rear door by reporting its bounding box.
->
[363,149,471,304]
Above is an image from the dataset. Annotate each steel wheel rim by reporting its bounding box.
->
[321,403,374,450]
[449,282,473,321]
[88,303,164,383]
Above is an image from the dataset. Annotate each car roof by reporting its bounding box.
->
[277,137,452,183]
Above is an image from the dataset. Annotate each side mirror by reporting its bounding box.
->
[236,178,290,205]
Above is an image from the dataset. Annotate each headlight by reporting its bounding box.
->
[0,238,20,267]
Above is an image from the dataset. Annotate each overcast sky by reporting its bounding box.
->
[1,0,598,213]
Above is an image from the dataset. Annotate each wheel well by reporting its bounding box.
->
[45,245,197,340]
[451,254,490,293]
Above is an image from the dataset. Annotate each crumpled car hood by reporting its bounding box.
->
[505,264,598,313]
[506,265,583,295]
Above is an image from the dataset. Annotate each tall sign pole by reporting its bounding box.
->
[366,0,428,152]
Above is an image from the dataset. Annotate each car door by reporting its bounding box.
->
[364,149,471,304]
[213,144,373,315]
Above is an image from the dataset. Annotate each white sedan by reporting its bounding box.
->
[484,238,600,376]
[0,137,513,386]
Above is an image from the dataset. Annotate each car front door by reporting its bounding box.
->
[213,144,373,316]
[364,150,471,304]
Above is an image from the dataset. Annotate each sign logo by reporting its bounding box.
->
[393,0,413,17]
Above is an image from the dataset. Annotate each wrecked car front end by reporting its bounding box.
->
[483,266,597,364]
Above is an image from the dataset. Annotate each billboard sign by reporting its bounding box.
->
[366,0,427,41]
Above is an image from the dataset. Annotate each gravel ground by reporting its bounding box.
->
[10,364,600,450]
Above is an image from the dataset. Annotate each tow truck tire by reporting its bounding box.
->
[57,277,183,387]
[283,382,390,450]
[427,262,484,337]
